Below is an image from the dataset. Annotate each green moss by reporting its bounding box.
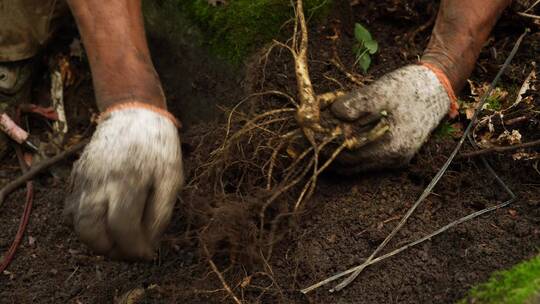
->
[144,0,332,64]
[460,255,540,304]
[485,95,503,111]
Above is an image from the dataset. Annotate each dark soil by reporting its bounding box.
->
[1,1,540,303]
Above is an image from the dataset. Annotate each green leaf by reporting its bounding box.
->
[354,23,372,44]
[352,43,360,55]
[364,39,378,54]
[353,23,377,72]
[357,53,371,72]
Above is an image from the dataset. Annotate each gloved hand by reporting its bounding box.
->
[330,64,453,173]
[64,104,184,260]
[329,0,512,173]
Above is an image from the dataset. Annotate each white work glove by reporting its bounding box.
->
[330,64,454,173]
[64,106,184,260]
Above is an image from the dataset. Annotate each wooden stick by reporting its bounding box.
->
[517,11,540,20]
[458,139,540,159]
[0,140,87,207]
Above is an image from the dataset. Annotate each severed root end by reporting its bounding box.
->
[287,0,390,154]
[318,91,346,109]
[288,0,390,153]
[343,117,390,149]
[316,108,390,152]
[338,110,390,150]
[313,91,390,151]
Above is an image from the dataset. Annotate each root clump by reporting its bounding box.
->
[183,0,389,286]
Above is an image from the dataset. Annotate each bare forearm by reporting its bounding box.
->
[422,0,511,93]
[66,0,166,111]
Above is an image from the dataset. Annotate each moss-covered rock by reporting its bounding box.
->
[143,0,332,64]
[460,255,540,304]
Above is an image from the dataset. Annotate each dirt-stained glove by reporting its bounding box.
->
[64,103,184,260]
[329,0,512,173]
[330,64,455,173]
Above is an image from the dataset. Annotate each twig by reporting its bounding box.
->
[203,245,243,304]
[301,29,529,294]
[318,91,346,109]
[524,0,540,13]
[517,12,540,20]
[64,266,79,283]
[0,140,87,207]
[459,139,540,158]
[300,195,515,294]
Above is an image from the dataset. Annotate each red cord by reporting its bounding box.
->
[0,113,35,273]
[0,180,33,273]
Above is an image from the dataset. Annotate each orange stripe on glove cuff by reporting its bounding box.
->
[99,101,181,129]
[420,62,459,119]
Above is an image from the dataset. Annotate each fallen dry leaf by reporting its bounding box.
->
[465,80,509,115]
[496,130,522,146]
[512,151,540,161]
[513,64,536,106]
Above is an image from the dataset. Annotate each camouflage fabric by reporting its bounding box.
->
[0,0,67,62]
[0,0,68,160]
[0,134,7,160]
[0,98,11,159]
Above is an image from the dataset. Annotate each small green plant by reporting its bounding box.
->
[484,94,503,111]
[156,0,333,64]
[353,23,378,72]
[434,121,459,139]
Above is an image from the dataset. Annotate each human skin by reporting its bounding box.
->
[66,0,166,111]
[330,0,513,172]
[64,0,183,260]
[422,0,512,93]
[62,0,513,257]
[66,0,511,115]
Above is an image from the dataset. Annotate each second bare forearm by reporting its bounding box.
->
[421,0,512,93]
[66,0,166,111]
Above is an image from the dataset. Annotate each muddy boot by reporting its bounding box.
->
[0,60,33,100]
[0,60,33,160]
